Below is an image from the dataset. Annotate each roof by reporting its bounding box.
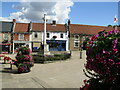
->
[69,24,114,35]
[117,26,120,31]
[0,21,13,32]
[14,23,29,32]
[32,23,66,32]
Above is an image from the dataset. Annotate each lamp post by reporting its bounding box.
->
[80,35,83,59]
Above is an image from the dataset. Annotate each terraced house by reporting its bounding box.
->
[1,19,120,53]
[30,21,69,53]
[68,20,115,51]
[12,20,31,53]
[29,22,43,52]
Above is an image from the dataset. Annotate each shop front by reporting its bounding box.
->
[13,41,31,53]
[0,43,11,54]
[46,40,66,51]
[31,42,41,52]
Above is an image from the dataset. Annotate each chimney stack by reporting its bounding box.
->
[29,21,32,31]
[68,19,71,25]
[13,19,16,23]
[52,20,56,25]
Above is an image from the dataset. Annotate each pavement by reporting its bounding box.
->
[0,51,87,89]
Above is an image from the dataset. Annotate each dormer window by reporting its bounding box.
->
[19,34,24,40]
[60,33,63,38]
[34,32,38,38]
[47,33,50,38]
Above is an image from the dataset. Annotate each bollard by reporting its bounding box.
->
[80,51,82,59]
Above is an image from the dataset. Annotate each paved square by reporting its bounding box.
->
[1,51,87,89]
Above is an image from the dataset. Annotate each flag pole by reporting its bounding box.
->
[114,15,118,30]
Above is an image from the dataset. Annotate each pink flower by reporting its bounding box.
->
[106,68,110,75]
[108,76,116,81]
[112,49,118,54]
[113,49,117,51]
[83,79,87,83]
[89,41,92,44]
[112,38,118,48]
[103,50,106,54]
[116,62,120,65]
[85,84,89,88]
[90,35,98,41]
[98,71,102,75]
[108,59,115,66]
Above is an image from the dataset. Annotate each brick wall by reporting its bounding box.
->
[13,34,29,41]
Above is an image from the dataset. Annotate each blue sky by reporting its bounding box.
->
[69,2,118,26]
[2,2,19,17]
[1,1,119,26]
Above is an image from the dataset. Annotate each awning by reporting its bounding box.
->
[0,43,11,45]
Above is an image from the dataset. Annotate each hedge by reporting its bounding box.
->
[32,53,71,63]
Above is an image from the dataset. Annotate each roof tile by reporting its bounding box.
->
[14,23,29,32]
[32,23,66,32]
[69,24,114,35]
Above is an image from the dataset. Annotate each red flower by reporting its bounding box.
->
[89,41,92,44]
[83,79,87,83]
[90,35,98,41]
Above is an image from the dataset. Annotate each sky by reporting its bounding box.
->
[0,0,119,26]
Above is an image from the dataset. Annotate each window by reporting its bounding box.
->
[74,40,79,47]
[19,34,24,40]
[4,33,8,40]
[74,35,79,40]
[34,32,38,38]
[47,33,49,38]
[60,33,63,38]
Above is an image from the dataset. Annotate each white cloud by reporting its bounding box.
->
[0,17,12,22]
[4,0,74,24]
[2,0,120,2]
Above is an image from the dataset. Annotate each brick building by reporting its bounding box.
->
[68,20,114,51]
[12,21,31,53]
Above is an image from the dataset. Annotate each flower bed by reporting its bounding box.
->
[80,30,120,90]
[32,53,71,63]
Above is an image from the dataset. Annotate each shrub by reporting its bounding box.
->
[80,30,120,90]
[32,53,71,63]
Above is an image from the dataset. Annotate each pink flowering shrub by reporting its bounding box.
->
[80,30,120,90]
[15,47,34,73]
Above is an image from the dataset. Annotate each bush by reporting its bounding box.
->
[80,30,120,90]
[32,53,71,63]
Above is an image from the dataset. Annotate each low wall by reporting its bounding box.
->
[50,51,71,54]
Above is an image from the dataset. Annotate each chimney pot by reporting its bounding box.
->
[13,19,16,22]
[52,20,56,25]
[68,19,71,25]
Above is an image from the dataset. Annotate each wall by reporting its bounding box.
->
[13,34,29,41]
[69,36,79,51]
[1,33,11,42]
[69,34,90,51]
[46,32,67,41]
[31,31,42,42]
[0,33,2,42]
